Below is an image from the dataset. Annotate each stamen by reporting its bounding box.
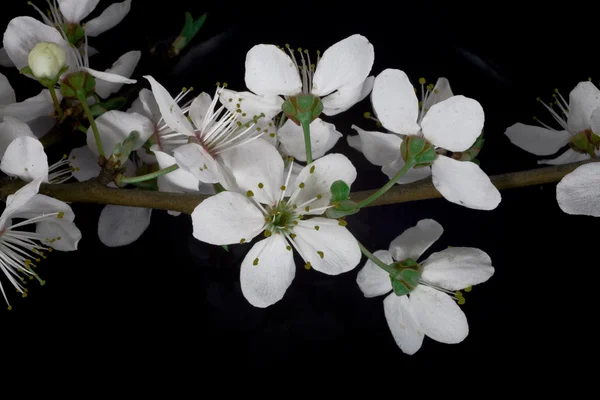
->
[28,1,53,25]
[280,158,295,202]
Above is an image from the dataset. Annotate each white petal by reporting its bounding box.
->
[36,218,82,251]
[86,110,154,156]
[97,205,152,247]
[421,95,484,152]
[0,178,43,228]
[85,0,132,37]
[278,118,342,162]
[421,247,494,290]
[94,50,141,98]
[504,123,570,156]
[219,88,283,122]
[347,124,401,167]
[312,34,374,97]
[0,136,48,182]
[9,192,74,221]
[0,47,14,67]
[27,117,56,138]
[245,44,302,96]
[83,67,136,84]
[567,81,600,134]
[153,148,203,193]
[191,191,265,245]
[87,46,99,58]
[356,249,394,297]
[383,293,425,355]
[189,92,213,128]
[57,0,100,23]
[3,17,70,70]
[422,77,453,112]
[410,285,468,344]
[145,75,195,135]
[293,218,361,275]
[382,157,432,184]
[371,69,420,135]
[68,145,100,181]
[321,76,374,116]
[389,219,443,262]
[538,149,590,165]
[2,89,58,122]
[556,163,600,217]
[0,116,35,158]
[173,143,228,185]
[432,155,501,210]
[220,138,283,205]
[240,234,295,308]
[129,88,161,122]
[291,153,357,213]
[0,72,15,105]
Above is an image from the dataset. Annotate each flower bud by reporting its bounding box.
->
[28,42,67,80]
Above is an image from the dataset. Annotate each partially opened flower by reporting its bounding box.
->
[556,162,600,217]
[348,69,500,210]
[356,219,494,355]
[145,76,267,189]
[192,138,361,308]
[220,34,375,161]
[504,81,600,165]
[3,16,140,98]
[0,177,82,308]
[0,71,61,136]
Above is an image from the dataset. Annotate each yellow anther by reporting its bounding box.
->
[316,194,322,199]
[246,190,254,197]
[253,258,259,266]
[57,212,64,219]
[290,233,297,239]
[310,166,315,174]
[299,182,305,189]
[240,238,246,244]
[363,111,371,119]
[305,206,310,212]
[280,185,286,191]
[264,230,272,238]
[338,220,347,227]
[419,77,426,84]
[464,286,472,292]
[286,246,291,251]
[7,306,12,311]
[304,262,312,270]
[258,183,264,189]
[314,226,320,231]
[317,251,324,259]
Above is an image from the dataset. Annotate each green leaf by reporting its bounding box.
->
[330,180,350,202]
[171,12,208,56]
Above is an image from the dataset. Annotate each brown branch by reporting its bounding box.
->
[0,160,593,214]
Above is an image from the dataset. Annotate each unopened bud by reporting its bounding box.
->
[28,42,67,80]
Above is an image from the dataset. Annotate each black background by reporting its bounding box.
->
[0,1,595,379]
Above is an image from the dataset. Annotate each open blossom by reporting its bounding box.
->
[356,219,494,355]
[0,177,82,308]
[0,71,61,136]
[191,138,361,308]
[556,162,600,217]
[348,69,501,210]
[504,81,600,165]
[219,34,375,161]
[3,16,140,98]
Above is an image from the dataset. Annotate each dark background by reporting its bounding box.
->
[1,1,595,379]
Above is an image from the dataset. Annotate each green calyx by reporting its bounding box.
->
[570,129,600,158]
[89,97,128,117]
[282,94,323,126]
[452,132,485,162]
[60,71,96,100]
[20,65,69,88]
[61,23,85,47]
[326,180,360,218]
[390,258,421,297]
[400,135,437,167]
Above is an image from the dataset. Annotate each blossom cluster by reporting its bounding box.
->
[0,0,595,355]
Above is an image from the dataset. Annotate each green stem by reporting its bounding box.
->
[357,159,416,208]
[358,241,396,274]
[302,120,313,164]
[48,86,63,120]
[78,94,105,158]
[118,164,179,185]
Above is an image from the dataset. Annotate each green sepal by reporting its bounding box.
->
[452,133,485,161]
[221,245,229,252]
[111,130,139,166]
[62,23,85,46]
[170,12,208,56]
[60,71,96,100]
[89,97,128,117]
[391,268,420,296]
[470,158,480,166]
[400,135,437,167]
[214,183,226,193]
[20,66,33,76]
[330,180,350,202]
[282,95,323,126]
[326,199,360,218]
[391,277,410,296]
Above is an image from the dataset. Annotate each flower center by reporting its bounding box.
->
[284,45,321,95]
[263,200,299,236]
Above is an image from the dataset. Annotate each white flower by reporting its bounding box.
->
[556,162,600,217]
[191,139,361,308]
[348,69,500,210]
[145,76,268,189]
[31,0,132,38]
[219,34,375,161]
[0,71,61,136]
[356,219,494,355]
[28,42,67,80]
[3,16,140,98]
[504,81,600,165]
[0,117,72,183]
[0,177,82,308]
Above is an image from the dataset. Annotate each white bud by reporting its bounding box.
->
[28,42,67,80]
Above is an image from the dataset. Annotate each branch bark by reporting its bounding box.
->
[0,159,592,214]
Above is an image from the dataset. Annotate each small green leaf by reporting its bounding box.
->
[19,66,33,76]
[214,183,226,193]
[330,180,350,202]
[111,130,139,163]
[171,12,208,56]
[221,245,229,252]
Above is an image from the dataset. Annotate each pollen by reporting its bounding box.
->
[299,182,305,189]
[419,77,426,84]
[258,182,264,189]
[280,185,286,191]
[240,238,246,244]
[246,190,254,197]
[57,212,64,219]
[316,194,322,199]
[363,112,371,119]
[290,233,296,239]
[314,226,320,231]
[253,258,259,266]
[286,246,291,251]
[304,206,310,212]
[264,230,272,238]
[464,286,472,292]
[317,251,324,259]
[338,220,347,226]
[304,262,312,270]
[310,166,315,174]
